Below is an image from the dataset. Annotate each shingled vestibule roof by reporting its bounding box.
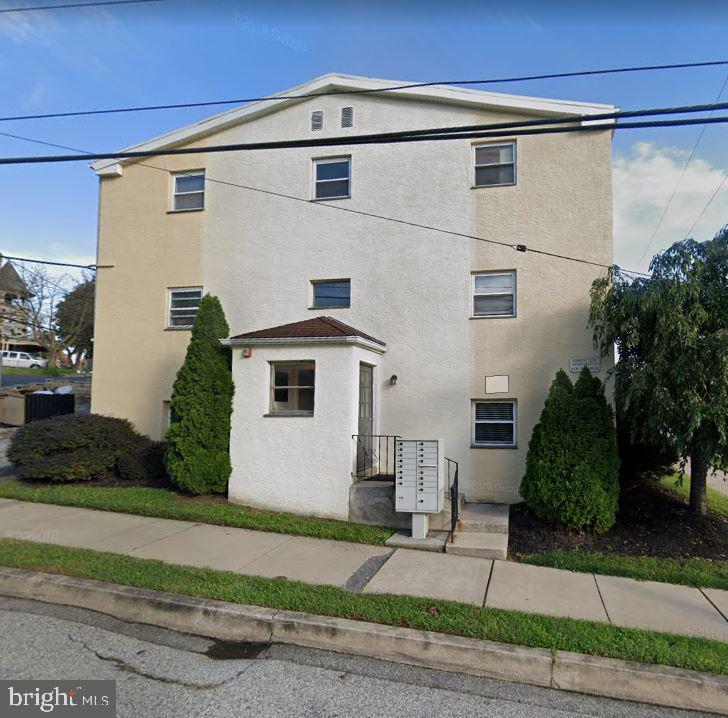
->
[228,316,386,347]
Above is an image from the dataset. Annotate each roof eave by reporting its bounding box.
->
[221,335,387,353]
[91,72,617,175]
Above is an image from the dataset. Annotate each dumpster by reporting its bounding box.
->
[25,393,75,422]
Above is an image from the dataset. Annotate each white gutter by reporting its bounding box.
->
[220,335,387,354]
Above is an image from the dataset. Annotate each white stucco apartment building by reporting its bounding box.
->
[90,73,615,523]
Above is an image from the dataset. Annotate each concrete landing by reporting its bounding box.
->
[458,502,509,534]
[384,529,448,552]
[446,531,508,559]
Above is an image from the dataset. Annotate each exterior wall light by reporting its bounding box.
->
[389,374,397,386]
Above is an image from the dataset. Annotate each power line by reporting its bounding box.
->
[0,0,166,14]
[1,254,95,269]
[0,130,654,277]
[685,173,728,238]
[637,73,728,267]
[4,113,728,166]
[2,60,728,123]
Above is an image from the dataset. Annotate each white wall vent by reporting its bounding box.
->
[311,110,324,131]
[341,106,354,128]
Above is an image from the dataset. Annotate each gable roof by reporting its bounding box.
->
[227,316,386,348]
[91,72,616,175]
[0,261,30,297]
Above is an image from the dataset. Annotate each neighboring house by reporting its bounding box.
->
[0,259,42,356]
[90,73,614,522]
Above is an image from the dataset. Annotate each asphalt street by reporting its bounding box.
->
[0,374,87,387]
[0,597,717,718]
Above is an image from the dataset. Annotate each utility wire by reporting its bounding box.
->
[0,129,650,277]
[4,113,728,166]
[1,254,95,269]
[0,0,166,14]
[638,73,728,267]
[685,173,728,238]
[2,60,728,123]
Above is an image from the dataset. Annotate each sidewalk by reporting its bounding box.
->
[1,497,726,642]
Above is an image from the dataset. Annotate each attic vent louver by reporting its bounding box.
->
[341,106,354,128]
[311,110,324,131]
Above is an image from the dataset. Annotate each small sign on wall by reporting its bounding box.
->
[569,356,601,373]
[485,375,509,393]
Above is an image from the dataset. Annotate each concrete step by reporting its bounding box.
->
[458,502,509,534]
[445,530,508,559]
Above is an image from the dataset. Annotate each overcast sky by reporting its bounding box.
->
[1,0,727,276]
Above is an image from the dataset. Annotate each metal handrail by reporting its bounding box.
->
[445,457,459,542]
[351,434,401,479]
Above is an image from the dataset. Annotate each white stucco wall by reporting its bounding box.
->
[94,85,614,511]
[228,342,382,520]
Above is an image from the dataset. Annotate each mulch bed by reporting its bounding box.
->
[509,480,728,561]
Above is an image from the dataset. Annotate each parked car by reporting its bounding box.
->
[1,351,48,369]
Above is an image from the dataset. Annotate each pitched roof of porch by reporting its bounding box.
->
[228,316,386,347]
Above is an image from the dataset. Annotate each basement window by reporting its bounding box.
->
[472,401,516,447]
[269,362,315,415]
[172,171,205,211]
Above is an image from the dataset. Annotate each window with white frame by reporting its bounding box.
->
[269,362,315,415]
[472,401,516,446]
[172,171,205,210]
[313,157,351,200]
[168,287,202,328]
[311,279,350,308]
[472,271,516,317]
[473,142,516,187]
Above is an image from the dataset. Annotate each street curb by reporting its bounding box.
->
[0,566,726,714]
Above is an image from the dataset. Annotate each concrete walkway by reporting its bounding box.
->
[0,498,726,643]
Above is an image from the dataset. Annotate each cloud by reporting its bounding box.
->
[613,142,728,272]
[21,78,52,110]
[0,4,58,45]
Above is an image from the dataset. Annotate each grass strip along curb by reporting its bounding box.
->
[0,481,392,546]
[520,550,728,591]
[0,539,726,676]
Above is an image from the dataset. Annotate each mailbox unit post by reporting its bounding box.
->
[395,438,444,539]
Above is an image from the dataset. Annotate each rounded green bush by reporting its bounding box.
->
[116,440,168,483]
[520,368,620,533]
[8,414,141,482]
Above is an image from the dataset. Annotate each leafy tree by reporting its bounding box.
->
[589,227,728,514]
[165,294,234,494]
[520,368,619,532]
[56,277,95,367]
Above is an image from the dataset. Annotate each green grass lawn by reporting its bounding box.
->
[1,367,76,377]
[659,472,728,519]
[0,481,393,546]
[1,539,727,676]
[520,550,728,591]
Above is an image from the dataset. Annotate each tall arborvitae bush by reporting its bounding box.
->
[165,294,234,494]
[520,367,619,533]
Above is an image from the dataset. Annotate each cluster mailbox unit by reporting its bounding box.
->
[395,438,445,539]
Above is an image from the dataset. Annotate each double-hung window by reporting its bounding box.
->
[172,171,205,210]
[313,157,351,200]
[473,401,516,447]
[472,271,516,317]
[474,142,516,187]
[311,279,350,308]
[270,362,315,415]
[168,287,202,328]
